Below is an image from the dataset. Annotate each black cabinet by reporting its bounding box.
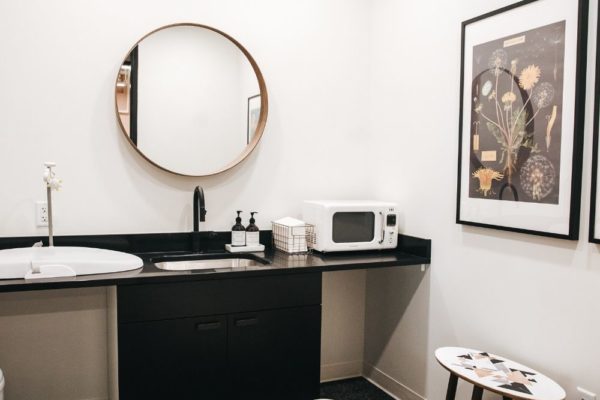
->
[117,273,322,400]
[229,307,321,400]
[119,315,228,399]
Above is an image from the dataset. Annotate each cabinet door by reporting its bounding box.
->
[228,306,321,400]
[119,315,227,400]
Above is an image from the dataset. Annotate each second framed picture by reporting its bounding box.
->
[456,0,589,239]
[589,0,600,243]
[247,94,261,144]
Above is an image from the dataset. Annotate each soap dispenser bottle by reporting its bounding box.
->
[231,211,246,246]
[246,212,260,246]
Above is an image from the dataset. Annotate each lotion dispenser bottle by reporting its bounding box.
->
[231,211,246,246]
[246,212,260,246]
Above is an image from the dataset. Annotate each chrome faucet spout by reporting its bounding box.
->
[193,186,207,232]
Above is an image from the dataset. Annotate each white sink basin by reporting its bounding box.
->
[0,246,144,280]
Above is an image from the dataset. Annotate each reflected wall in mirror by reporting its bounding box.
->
[115,24,268,177]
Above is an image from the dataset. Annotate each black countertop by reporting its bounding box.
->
[0,232,431,293]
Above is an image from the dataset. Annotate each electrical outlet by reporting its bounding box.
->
[578,387,596,400]
[36,201,48,227]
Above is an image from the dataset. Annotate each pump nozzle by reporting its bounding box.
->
[249,211,258,223]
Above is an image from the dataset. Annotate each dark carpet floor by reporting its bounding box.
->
[319,377,394,400]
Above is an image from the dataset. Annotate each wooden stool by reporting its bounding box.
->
[435,347,565,400]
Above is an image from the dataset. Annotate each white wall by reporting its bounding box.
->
[0,0,373,237]
[0,1,372,399]
[322,270,366,381]
[365,0,600,399]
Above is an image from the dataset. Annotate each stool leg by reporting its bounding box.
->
[445,373,458,400]
[471,385,483,400]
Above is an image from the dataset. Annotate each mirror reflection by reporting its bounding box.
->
[115,24,266,176]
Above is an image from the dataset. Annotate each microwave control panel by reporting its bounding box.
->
[384,208,398,246]
[386,214,397,226]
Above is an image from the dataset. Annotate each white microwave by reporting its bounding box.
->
[302,200,398,253]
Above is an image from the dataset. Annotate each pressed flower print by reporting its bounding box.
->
[469,21,565,204]
[473,168,504,197]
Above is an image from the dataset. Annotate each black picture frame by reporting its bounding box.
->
[589,3,600,243]
[456,0,589,240]
[129,46,139,146]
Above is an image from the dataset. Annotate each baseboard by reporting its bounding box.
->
[320,360,363,382]
[363,363,426,400]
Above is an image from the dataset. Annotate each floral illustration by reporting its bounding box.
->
[469,21,565,204]
[519,155,556,201]
[518,65,541,90]
[473,168,504,197]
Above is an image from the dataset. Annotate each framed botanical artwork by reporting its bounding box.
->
[247,94,261,144]
[456,0,589,240]
[589,7,600,243]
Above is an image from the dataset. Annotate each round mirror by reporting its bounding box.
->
[115,24,268,177]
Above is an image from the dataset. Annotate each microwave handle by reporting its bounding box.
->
[378,212,385,244]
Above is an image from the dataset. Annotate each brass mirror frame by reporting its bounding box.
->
[114,23,269,177]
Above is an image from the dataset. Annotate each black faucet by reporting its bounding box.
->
[193,186,207,232]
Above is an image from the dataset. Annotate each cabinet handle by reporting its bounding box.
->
[235,317,259,327]
[196,321,221,331]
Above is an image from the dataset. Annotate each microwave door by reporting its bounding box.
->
[331,211,380,248]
